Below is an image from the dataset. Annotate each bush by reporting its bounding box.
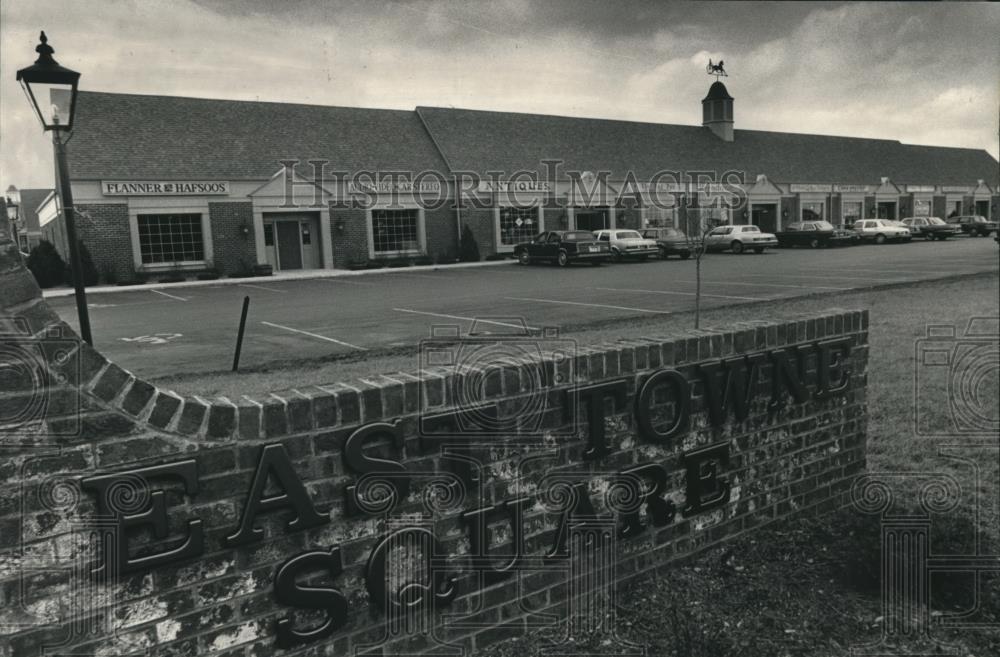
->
[26,240,67,288]
[459,224,480,262]
[66,240,100,287]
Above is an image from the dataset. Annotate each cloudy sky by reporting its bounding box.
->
[2,0,997,192]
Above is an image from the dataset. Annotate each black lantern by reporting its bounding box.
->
[17,31,79,131]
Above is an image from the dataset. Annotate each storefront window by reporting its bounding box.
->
[498,207,539,246]
[372,209,420,253]
[137,213,205,264]
[685,207,729,234]
[842,201,862,227]
[642,205,676,228]
[913,199,931,216]
[801,202,824,221]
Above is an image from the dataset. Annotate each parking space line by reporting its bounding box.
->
[238,283,283,292]
[394,308,539,331]
[260,321,368,350]
[505,296,672,314]
[150,289,188,301]
[596,287,766,301]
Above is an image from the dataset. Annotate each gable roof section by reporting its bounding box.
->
[416,106,998,186]
[67,91,449,180]
[15,188,55,233]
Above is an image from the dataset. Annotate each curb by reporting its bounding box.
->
[41,258,518,298]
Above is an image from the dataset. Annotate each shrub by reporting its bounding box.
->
[25,240,67,288]
[66,240,100,287]
[459,224,480,262]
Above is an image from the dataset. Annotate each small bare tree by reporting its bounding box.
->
[684,207,725,329]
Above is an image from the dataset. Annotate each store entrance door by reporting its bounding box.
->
[976,200,990,218]
[275,222,302,270]
[877,202,896,220]
[751,204,776,232]
[575,208,610,231]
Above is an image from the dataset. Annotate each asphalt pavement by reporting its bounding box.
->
[47,238,1000,379]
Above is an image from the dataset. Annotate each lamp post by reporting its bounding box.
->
[5,186,20,248]
[17,31,91,345]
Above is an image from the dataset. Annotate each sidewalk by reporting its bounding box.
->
[41,258,518,298]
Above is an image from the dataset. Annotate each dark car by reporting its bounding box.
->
[641,227,699,259]
[775,221,859,248]
[514,230,609,266]
[946,215,998,237]
[900,216,960,240]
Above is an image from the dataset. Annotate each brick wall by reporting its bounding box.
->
[74,203,133,282]
[462,206,496,258]
[209,202,257,275]
[0,209,869,657]
[329,205,368,267]
[424,205,458,263]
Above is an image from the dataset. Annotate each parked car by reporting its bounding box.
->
[592,229,659,262]
[851,219,912,244]
[946,215,998,237]
[775,221,859,248]
[514,230,609,266]
[900,216,960,240]
[703,224,778,254]
[640,227,699,259]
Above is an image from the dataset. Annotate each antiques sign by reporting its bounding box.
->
[79,336,854,649]
[102,181,230,195]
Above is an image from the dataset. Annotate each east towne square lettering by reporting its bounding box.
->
[80,337,852,649]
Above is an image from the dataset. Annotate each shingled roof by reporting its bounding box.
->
[416,106,998,186]
[66,90,997,188]
[67,91,449,180]
[14,188,54,233]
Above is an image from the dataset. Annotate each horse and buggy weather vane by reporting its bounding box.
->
[707,58,728,79]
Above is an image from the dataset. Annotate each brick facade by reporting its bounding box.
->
[74,203,133,282]
[208,202,257,275]
[0,210,870,657]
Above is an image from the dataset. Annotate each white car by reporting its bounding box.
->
[592,229,659,262]
[851,219,912,244]
[703,224,779,254]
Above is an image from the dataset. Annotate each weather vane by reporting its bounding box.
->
[706,58,728,80]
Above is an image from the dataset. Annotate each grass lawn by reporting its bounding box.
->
[153,273,999,655]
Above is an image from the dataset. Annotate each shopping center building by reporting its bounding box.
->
[49,80,998,281]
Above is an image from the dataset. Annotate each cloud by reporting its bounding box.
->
[1,0,996,193]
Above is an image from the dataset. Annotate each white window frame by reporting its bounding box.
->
[799,195,827,222]
[129,201,212,272]
[366,203,426,259]
[494,204,544,252]
[840,198,864,227]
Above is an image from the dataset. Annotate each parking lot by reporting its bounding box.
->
[47,238,999,379]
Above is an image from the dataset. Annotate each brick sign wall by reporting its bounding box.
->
[0,211,869,657]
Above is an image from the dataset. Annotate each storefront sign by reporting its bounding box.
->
[635,182,687,193]
[789,184,832,193]
[348,181,442,193]
[906,185,935,193]
[102,181,229,196]
[476,180,551,193]
[941,186,972,193]
[833,185,872,193]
